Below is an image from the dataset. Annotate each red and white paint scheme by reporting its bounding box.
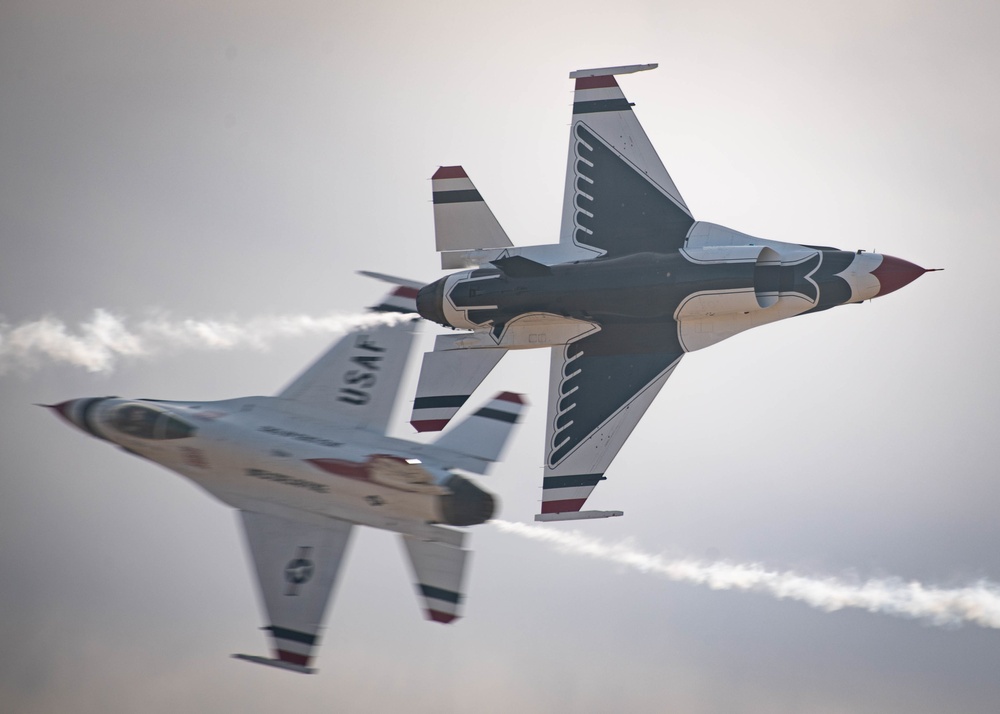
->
[412,64,937,523]
[47,279,525,674]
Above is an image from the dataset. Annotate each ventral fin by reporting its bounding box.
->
[492,255,552,278]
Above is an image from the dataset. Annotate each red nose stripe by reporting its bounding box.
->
[50,400,76,422]
[873,255,928,297]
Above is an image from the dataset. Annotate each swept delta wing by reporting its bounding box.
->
[540,327,683,519]
[560,64,693,257]
[234,510,353,673]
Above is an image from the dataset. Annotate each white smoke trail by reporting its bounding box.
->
[493,520,1000,629]
[0,309,416,374]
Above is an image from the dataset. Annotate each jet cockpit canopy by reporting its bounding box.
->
[108,402,196,440]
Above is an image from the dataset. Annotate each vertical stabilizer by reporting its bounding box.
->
[276,290,419,433]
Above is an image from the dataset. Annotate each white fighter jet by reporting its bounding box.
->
[411,64,935,523]
[47,280,525,674]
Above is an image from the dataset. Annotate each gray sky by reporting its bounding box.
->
[3,0,1000,711]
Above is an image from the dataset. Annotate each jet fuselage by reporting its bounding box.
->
[417,226,928,353]
[52,395,496,531]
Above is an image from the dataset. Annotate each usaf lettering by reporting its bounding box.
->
[337,335,386,405]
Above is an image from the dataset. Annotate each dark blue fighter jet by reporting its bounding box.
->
[409,64,935,522]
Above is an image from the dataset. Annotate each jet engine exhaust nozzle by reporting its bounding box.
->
[416,278,450,328]
[440,475,496,526]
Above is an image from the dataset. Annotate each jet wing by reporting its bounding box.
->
[234,510,354,673]
[559,64,694,258]
[276,289,419,434]
[538,323,683,520]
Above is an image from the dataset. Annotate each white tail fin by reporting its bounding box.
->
[357,272,422,314]
[275,278,423,431]
[432,166,512,268]
[400,534,469,624]
[431,392,526,473]
[276,315,419,434]
[410,334,507,432]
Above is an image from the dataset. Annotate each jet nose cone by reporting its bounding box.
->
[46,399,79,423]
[872,255,930,298]
[43,397,113,438]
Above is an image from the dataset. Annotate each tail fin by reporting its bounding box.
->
[275,279,420,432]
[432,166,512,268]
[357,272,422,314]
[431,392,526,474]
[400,534,469,624]
[410,334,507,432]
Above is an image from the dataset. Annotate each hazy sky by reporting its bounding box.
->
[3,1,1000,712]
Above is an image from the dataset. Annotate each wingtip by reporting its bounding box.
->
[231,653,316,674]
[569,63,658,79]
[427,610,459,624]
[494,391,527,405]
[534,510,624,522]
[432,165,468,180]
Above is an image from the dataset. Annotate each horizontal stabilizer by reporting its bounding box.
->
[232,653,315,675]
[432,392,526,472]
[411,335,507,432]
[401,535,469,624]
[357,272,422,314]
[432,166,512,263]
[535,510,623,522]
[356,271,424,291]
[371,286,419,314]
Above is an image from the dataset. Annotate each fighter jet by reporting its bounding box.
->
[411,64,935,523]
[46,280,525,674]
